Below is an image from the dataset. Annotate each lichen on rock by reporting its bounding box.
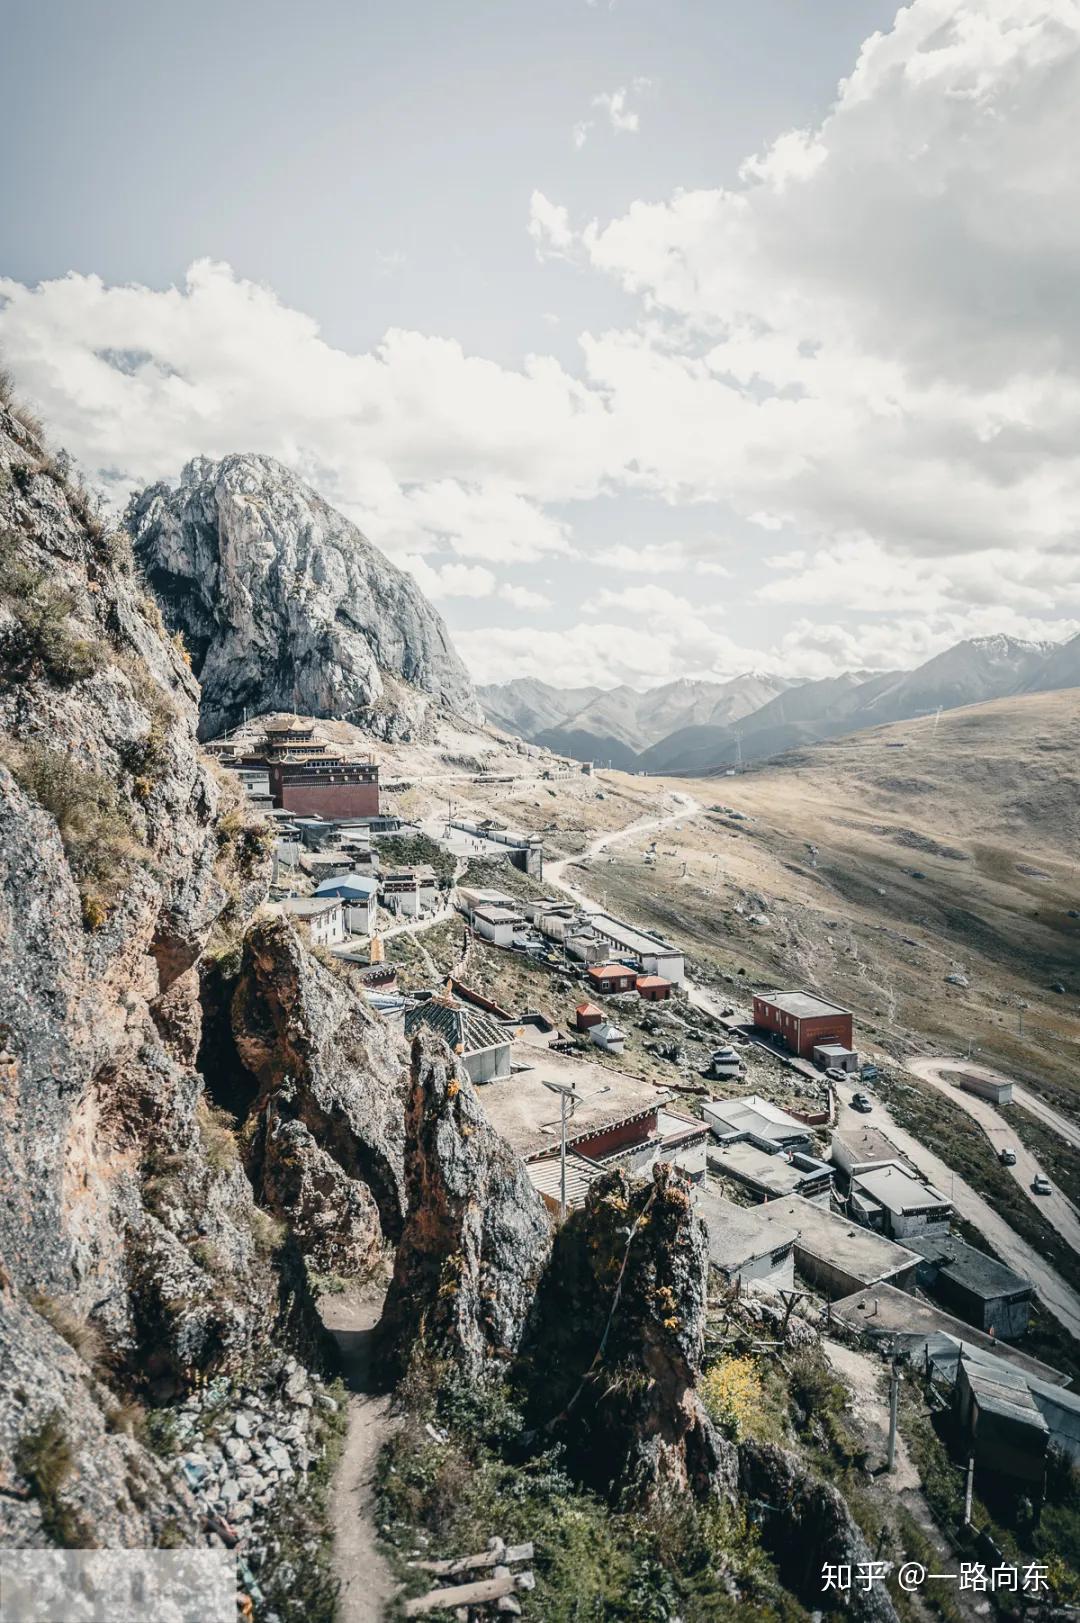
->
[377,1032,553,1382]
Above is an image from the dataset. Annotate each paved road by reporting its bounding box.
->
[906,1058,1080,1253]
[908,1058,1080,1151]
[834,1079,1080,1342]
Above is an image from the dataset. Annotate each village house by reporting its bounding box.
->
[830,1125,909,1180]
[586,963,638,997]
[635,974,673,1002]
[693,1188,797,1292]
[279,896,347,948]
[470,902,527,948]
[906,1234,1034,1339]
[832,1283,1065,1388]
[313,873,379,937]
[299,850,354,882]
[587,1019,625,1056]
[848,1161,952,1240]
[586,912,685,984]
[702,1094,812,1153]
[479,1046,706,1183]
[739,1194,921,1298]
[381,864,438,919]
[953,1353,1048,1486]
[707,1140,833,1205]
[526,1151,603,1215]
[574,1002,604,1033]
[753,990,855,1062]
[404,995,512,1084]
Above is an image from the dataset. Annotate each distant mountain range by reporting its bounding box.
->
[479,633,1080,773]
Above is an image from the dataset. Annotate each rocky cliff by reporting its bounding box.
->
[0,397,408,1587]
[127,454,482,740]
[377,1032,553,1381]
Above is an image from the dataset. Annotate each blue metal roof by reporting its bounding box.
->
[313,875,378,898]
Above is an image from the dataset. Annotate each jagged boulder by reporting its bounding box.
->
[524,1163,735,1507]
[127,453,482,739]
[229,915,408,1264]
[739,1440,900,1623]
[377,1033,553,1381]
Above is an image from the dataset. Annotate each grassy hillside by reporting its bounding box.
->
[570,691,1079,1110]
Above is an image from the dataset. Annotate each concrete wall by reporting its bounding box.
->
[793,1246,917,1300]
[716,1246,795,1293]
[464,1044,512,1085]
[474,915,515,947]
[885,1209,952,1242]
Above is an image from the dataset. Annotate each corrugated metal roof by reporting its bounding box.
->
[404,998,510,1055]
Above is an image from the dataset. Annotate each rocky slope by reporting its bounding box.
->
[127,454,482,740]
[0,397,409,1593]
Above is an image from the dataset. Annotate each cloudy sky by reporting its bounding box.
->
[3,0,1079,690]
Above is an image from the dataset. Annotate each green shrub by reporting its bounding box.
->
[0,741,148,927]
[14,1412,93,1547]
[0,536,108,686]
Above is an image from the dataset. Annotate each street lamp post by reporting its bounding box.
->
[542,1079,581,1220]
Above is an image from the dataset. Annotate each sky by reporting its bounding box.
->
[2,0,1080,691]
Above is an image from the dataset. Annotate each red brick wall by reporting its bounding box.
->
[753,997,852,1058]
[795,1012,853,1058]
[574,1112,657,1158]
[278,781,381,817]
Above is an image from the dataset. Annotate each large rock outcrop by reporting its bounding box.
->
[228,915,409,1273]
[377,1033,553,1380]
[127,454,482,740]
[524,1163,735,1508]
[0,401,318,1549]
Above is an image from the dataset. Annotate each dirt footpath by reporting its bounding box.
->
[320,1290,397,1623]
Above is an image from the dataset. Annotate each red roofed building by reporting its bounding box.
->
[636,974,672,1002]
[575,1001,604,1032]
[587,964,638,996]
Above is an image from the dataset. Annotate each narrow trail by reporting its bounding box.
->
[320,1289,396,1623]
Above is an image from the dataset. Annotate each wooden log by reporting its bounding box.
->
[414,1540,533,1577]
[403,1571,534,1616]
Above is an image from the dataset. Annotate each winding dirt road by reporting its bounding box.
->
[905,1057,1080,1254]
[834,1079,1080,1341]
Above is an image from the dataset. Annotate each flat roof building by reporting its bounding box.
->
[586,911,685,984]
[850,1162,952,1241]
[906,1234,1033,1340]
[954,1353,1048,1484]
[735,1194,921,1299]
[753,990,853,1060]
[706,1141,832,1205]
[693,1187,797,1292]
[830,1125,911,1179]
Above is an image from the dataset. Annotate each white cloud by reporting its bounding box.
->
[499,583,552,610]
[4,2,1080,687]
[402,557,496,599]
[527,192,576,261]
[572,121,593,150]
[592,83,648,134]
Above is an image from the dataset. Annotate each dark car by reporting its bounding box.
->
[999,1147,1017,1167]
[850,1093,873,1113]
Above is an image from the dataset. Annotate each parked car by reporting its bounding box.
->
[851,1093,873,1113]
[999,1147,1017,1166]
[860,1064,880,1082]
[1032,1174,1052,1195]
[825,1067,849,1083]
